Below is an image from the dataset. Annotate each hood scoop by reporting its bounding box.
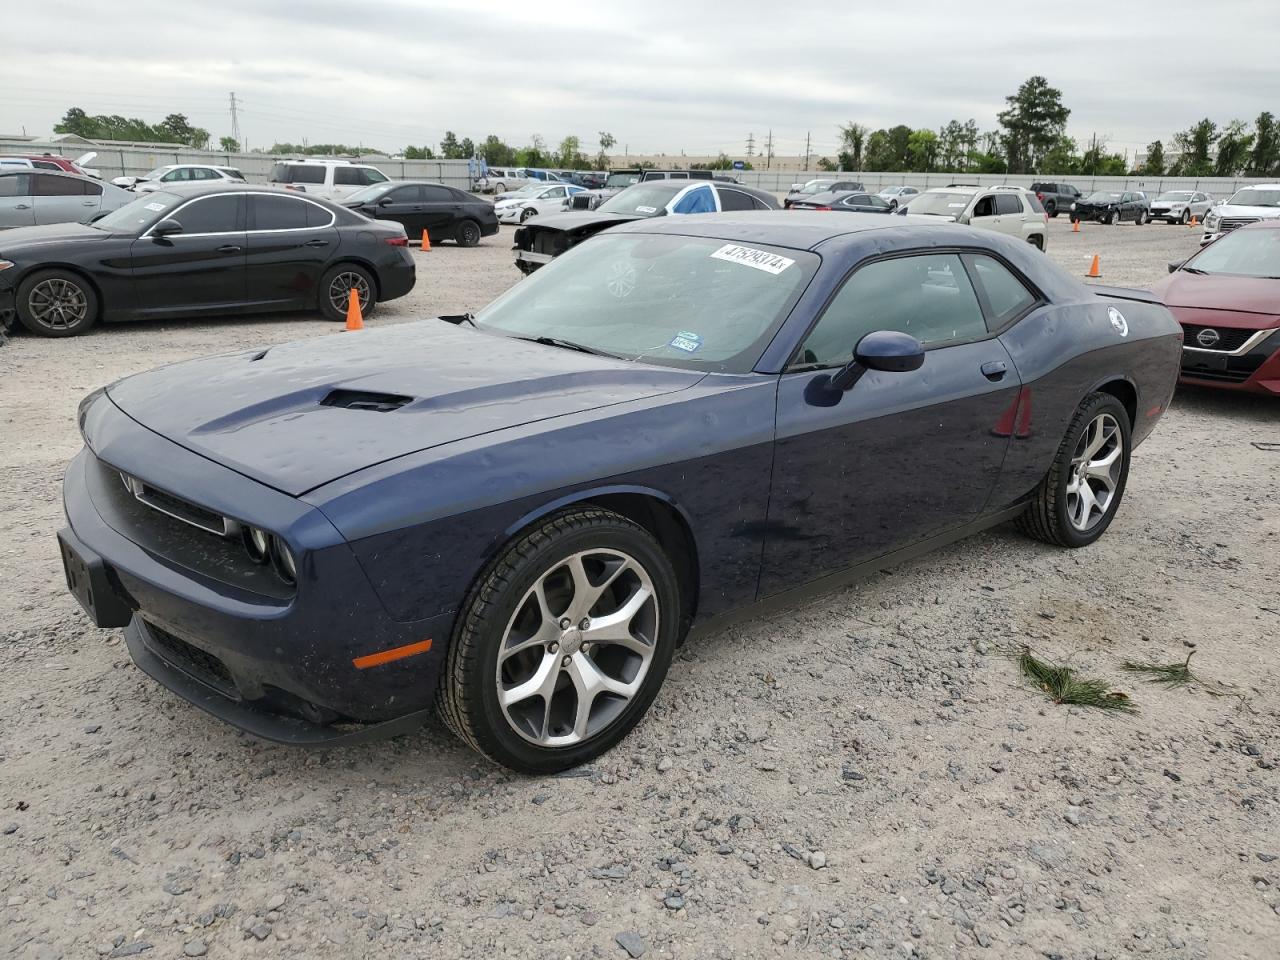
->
[320,389,414,412]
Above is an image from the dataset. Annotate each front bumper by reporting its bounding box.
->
[1179,328,1280,395]
[496,207,524,223]
[61,398,453,742]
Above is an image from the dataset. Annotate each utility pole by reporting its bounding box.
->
[228,92,241,149]
[804,131,811,170]
[764,130,775,170]
[746,132,756,158]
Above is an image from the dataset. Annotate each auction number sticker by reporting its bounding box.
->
[144,202,168,212]
[635,205,658,214]
[668,330,703,353]
[709,244,795,275]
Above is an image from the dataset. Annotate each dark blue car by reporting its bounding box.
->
[58,213,1182,773]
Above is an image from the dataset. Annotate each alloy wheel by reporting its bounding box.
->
[27,278,88,331]
[495,549,659,747]
[328,272,370,314]
[1066,413,1123,532]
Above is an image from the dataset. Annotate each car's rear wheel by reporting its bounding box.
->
[1016,392,1131,548]
[16,270,98,337]
[456,219,482,247]
[1135,209,1147,225]
[438,506,681,773]
[1107,209,1118,225]
[1045,200,1057,217]
[318,263,376,322]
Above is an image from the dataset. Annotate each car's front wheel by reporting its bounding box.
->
[318,263,376,322]
[439,506,681,773]
[1016,392,1131,548]
[16,269,99,337]
[519,207,537,223]
[1180,209,1191,225]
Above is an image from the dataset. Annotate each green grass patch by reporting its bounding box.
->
[1017,647,1137,713]
[1122,651,1197,687]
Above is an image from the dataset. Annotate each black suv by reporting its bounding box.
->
[1030,182,1082,218]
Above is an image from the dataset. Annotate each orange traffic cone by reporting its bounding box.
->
[1189,215,1198,228]
[345,288,364,331]
[420,229,431,251]
[1072,219,1080,233]
[1086,255,1102,279]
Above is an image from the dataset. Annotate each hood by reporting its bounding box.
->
[516,210,644,235]
[0,221,110,251]
[1152,272,1280,318]
[1212,204,1280,218]
[105,321,702,496]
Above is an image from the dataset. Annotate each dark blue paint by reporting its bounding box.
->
[60,213,1182,737]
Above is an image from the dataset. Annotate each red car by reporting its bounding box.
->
[0,153,96,177]
[1152,220,1280,395]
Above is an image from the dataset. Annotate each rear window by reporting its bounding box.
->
[271,164,325,185]
[221,168,247,181]
[1025,192,1045,214]
[0,173,30,197]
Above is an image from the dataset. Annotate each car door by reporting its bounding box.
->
[368,184,425,236]
[0,172,35,227]
[968,192,1002,232]
[31,173,100,224]
[129,193,248,316]
[760,250,1021,596]
[994,192,1027,237]
[243,193,339,310]
[419,184,461,233]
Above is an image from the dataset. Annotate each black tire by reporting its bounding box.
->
[1135,209,1147,225]
[438,506,682,773]
[519,206,537,223]
[317,263,376,322]
[1069,212,1080,224]
[1045,200,1057,217]
[1107,210,1118,225]
[15,269,98,337]
[455,219,482,247]
[1027,234,1044,251]
[1016,392,1132,549]
[1180,209,1191,225]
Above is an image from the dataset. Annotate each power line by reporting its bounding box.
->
[229,92,240,147]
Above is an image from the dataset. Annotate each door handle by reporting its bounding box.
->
[216,244,242,254]
[304,239,330,247]
[981,361,1008,382]
[15,203,30,210]
[82,200,97,206]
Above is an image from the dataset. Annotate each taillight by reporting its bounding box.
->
[1035,192,1044,200]
[815,206,832,211]
[384,236,408,246]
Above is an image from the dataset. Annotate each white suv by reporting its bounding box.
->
[1200,183,1280,245]
[112,164,246,193]
[268,159,389,200]
[899,185,1048,249]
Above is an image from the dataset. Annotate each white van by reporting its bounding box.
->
[268,159,390,200]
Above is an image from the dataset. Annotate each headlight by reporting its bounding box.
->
[0,260,14,271]
[1205,212,1219,226]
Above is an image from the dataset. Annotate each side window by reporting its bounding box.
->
[797,254,988,365]
[251,194,310,230]
[751,196,773,210]
[672,185,716,214]
[291,165,326,185]
[420,185,453,201]
[172,194,241,233]
[33,160,61,170]
[32,174,85,196]
[83,180,103,196]
[670,172,688,179]
[965,254,1037,328]
[362,168,388,185]
[0,174,31,197]
[223,169,247,181]
[387,185,423,202]
[971,194,996,218]
[995,193,1023,215]
[1025,192,1045,214]
[304,201,333,228]
[334,167,363,186]
[716,189,756,211]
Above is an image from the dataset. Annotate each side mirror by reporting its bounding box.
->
[830,331,925,390]
[377,197,393,206]
[1168,259,1185,274]
[151,219,183,238]
[111,176,137,188]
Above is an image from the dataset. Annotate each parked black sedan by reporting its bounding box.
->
[513,179,779,273]
[60,213,1180,772]
[789,191,892,213]
[340,181,498,246]
[0,184,415,337]
[1072,190,1149,225]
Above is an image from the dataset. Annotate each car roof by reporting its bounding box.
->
[147,182,323,197]
[607,210,953,250]
[1234,183,1280,190]
[0,167,90,179]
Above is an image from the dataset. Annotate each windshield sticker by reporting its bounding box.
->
[635,205,658,214]
[668,331,703,353]
[947,202,966,208]
[144,202,167,211]
[709,243,796,275]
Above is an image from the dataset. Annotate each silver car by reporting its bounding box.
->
[1148,190,1214,225]
[0,169,133,229]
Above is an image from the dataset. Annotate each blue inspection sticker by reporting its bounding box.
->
[668,331,702,353]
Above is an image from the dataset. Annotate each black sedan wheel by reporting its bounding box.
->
[1135,209,1147,225]
[318,264,376,322]
[456,219,482,247]
[1017,392,1131,548]
[16,270,98,337]
[438,506,680,773]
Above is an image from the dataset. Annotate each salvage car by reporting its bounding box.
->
[1072,190,1149,225]
[896,186,1048,249]
[568,169,715,211]
[876,185,920,210]
[1153,219,1280,394]
[340,180,498,246]
[1200,183,1280,245]
[495,183,587,224]
[783,178,866,208]
[789,191,892,213]
[1148,190,1214,225]
[113,164,247,193]
[0,169,133,229]
[0,183,414,336]
[58,212,1181,772]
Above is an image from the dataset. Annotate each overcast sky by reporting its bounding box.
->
[4,0,1278,161]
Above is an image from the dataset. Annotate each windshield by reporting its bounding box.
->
[1184,227,1280,278]
[597,183,682,216]
[138,166,171,181]
[1085,192,1122,202]
[90,191,183,232]
[903,192,971,215]
[474,232,817,373]
[506,185,543,199]
[799,181,833,195]
[1156,192,1194,201]
[605,173,641,188]
[1227,188,1280,207]
[344,182,397,203]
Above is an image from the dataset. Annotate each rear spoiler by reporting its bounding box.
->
[1087,284,1163,306]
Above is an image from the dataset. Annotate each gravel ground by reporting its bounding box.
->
[2,216,1278,960]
